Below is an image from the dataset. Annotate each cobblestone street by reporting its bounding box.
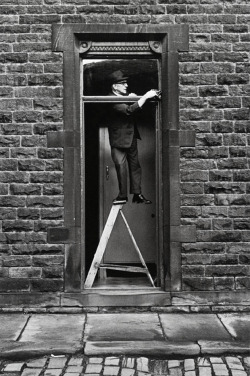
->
[1,355,250,376]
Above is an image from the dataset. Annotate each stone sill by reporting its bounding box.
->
[0,290,249,312]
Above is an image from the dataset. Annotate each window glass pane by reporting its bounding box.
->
[83,59,159,96]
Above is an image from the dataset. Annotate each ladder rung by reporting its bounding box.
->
[99,264,148,273]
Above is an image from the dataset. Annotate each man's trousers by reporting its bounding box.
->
[111,137,141,198]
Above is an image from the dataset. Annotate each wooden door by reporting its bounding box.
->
[99,106,156,266]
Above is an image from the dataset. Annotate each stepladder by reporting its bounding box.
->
[84,204,155,289]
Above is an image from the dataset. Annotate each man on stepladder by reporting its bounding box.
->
[107,70,161,205]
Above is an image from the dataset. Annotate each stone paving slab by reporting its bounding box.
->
[84,313,164,341]
[0,340,82,360]
[0,313,85,360]
[0,314,28,341]
[84,341,201,357]
[159,314,232,341]
[219,313,250,340]
[20,314,85,344]
[1,313,250,360]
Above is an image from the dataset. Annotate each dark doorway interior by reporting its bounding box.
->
[85,103,101,273]
[84,59,159,288]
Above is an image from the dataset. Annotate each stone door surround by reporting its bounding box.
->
[49,24,195,295]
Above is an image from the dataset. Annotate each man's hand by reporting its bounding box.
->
[128,93,137,97]
[138,89,161,107]
[144,89,159,99]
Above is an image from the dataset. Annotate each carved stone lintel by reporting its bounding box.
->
[81,41,153,55]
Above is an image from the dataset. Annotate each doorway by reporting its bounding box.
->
[84,59,160,288]
[51,23,190,295]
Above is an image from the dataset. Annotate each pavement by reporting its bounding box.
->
[1,354,250,376]
[0,312,250,361]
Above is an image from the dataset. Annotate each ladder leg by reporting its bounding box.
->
[84,204,123,288]
[120,210,155,287]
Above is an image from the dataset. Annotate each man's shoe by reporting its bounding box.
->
[113,196,128,205]
[132,194,152,204]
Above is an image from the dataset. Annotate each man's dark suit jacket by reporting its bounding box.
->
[107,98,141,149]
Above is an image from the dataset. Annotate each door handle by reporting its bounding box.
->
[106,166,109,180]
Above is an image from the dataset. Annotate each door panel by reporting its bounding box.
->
[100,107,156,264]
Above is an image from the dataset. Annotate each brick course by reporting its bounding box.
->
[0,0,249,299]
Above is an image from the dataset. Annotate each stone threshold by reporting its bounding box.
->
[0,291,250,310]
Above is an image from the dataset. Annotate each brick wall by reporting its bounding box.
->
[0,0,249,296]
[0,4,65,292]
[178,4,250,292]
